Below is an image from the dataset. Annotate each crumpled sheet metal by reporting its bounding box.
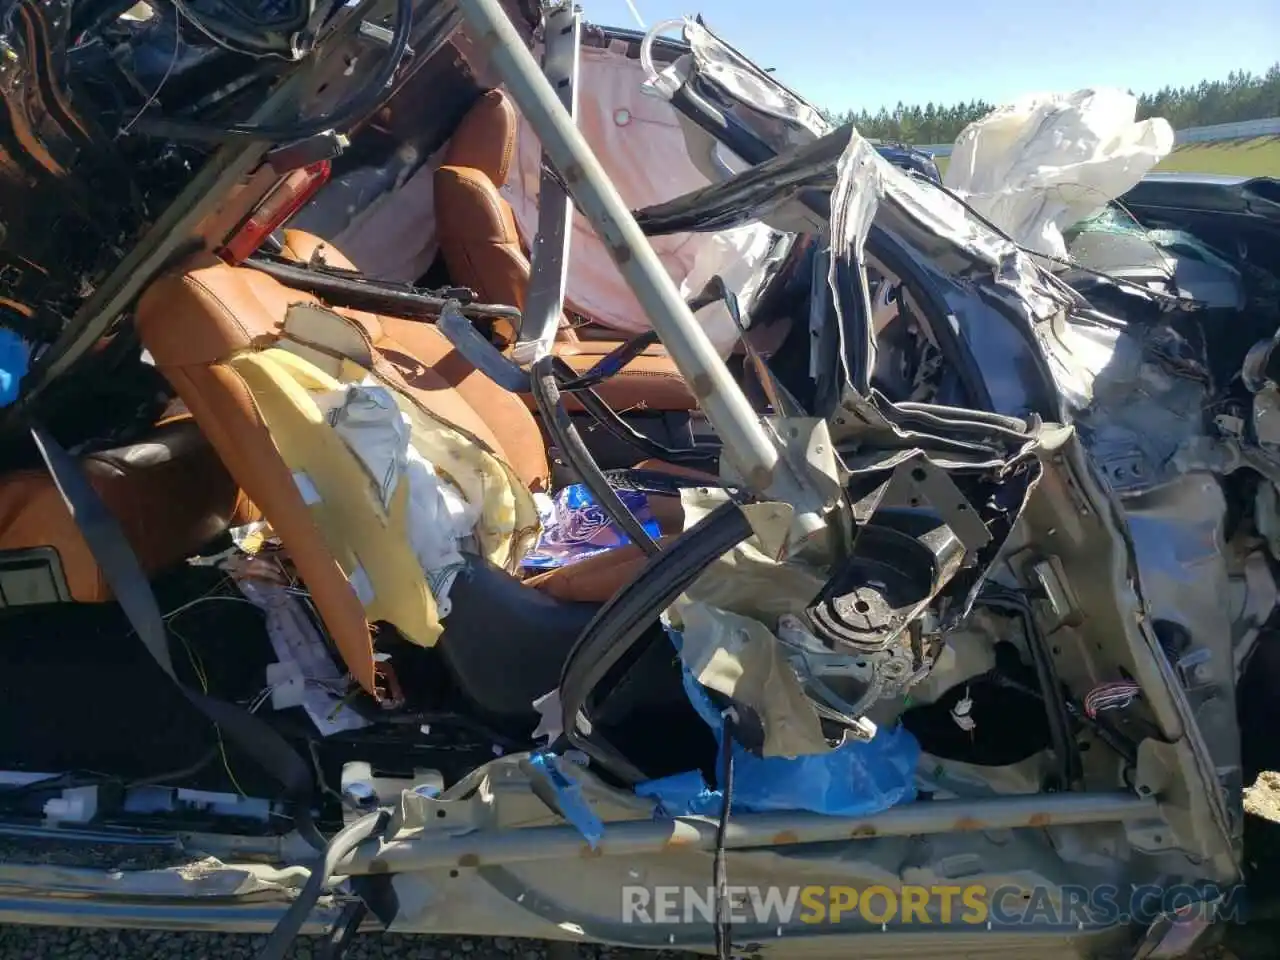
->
[830,125,1072,326]
[645,18,827,147]
[671,599,829,758]
[664,491,833,759]
[829,132,884,268]
[0,856,308,899]
[675,490,827,622]
[638,618,921,817]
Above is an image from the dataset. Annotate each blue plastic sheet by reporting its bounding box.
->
[522,483,661,570]
[0,329,30,408]
[527,750,604,848]
[636,631,920,818]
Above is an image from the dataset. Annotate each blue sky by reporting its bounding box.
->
[583,0,1280,113]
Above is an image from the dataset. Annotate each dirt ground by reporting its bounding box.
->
[1244,771,1280,822]
[1221,772,1280,959]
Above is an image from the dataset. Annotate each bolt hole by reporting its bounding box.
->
[909,497,921,506]
[1153,834,1163,844]
[436,809,447,818]
[956,503,968,512]
[911,467,927,482]
[1051,645,1061,655]
[449,869,460,878]
[854,600,871,614]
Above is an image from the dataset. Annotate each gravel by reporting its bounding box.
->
[0,929,699,959]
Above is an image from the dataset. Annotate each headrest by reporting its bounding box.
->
[444,90,519,185]
[433,166,525,245]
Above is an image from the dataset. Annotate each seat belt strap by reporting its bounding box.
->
[30,425,316,807]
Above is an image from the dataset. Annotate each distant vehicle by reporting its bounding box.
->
[874,141,943,182]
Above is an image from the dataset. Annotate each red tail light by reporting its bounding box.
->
[219,160,332,264]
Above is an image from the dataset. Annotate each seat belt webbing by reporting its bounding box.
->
[30,425,316,809]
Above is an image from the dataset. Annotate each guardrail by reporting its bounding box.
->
[909,116,1280,158]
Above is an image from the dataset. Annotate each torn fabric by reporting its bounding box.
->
[315,382,480,618]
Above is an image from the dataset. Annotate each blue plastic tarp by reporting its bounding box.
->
[636,631,920,818]
[0,329,29,408]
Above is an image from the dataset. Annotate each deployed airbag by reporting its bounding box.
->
[943,88,1174,259]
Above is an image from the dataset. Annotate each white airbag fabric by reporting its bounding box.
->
[315,382,480,618]
[943,89,1174,260]
[502,39,776,355]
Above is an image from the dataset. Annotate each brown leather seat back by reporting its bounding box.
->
[136,257,554,694]
[432,93,698,413]
[435,90,546,341]
[0,418,253,605]
[277,229,553,489]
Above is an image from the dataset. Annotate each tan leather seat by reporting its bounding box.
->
[432,90,696,413]
[135,257,681,696]
[0,416,255,604]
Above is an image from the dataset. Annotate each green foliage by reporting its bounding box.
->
[819,63,1280,144]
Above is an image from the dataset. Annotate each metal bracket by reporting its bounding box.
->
[435,301,528,393]
[853,451,993,555]
[511,2,580,366]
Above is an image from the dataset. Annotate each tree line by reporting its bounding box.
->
[822,62,1280,145]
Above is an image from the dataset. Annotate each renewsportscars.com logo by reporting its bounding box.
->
[620,883,1247,930]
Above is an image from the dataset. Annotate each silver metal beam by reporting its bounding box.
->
[512,1,579,362]
[338,792,1156,874]
[455,0,830,536]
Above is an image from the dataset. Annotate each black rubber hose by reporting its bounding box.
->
[531,356,660,557]
[559,500,754,783]
[256,810,388,960]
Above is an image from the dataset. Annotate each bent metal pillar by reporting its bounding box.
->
[454,0,831,540]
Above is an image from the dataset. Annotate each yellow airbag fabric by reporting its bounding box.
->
[229,348,441,647]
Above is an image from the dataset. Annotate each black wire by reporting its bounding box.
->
[714,707,737,960]
[977,589,1082,789]
[385,711,527,752]
[0,772,120,801]
[124,746,220,788]
[532,356,660,557]
[133,0,416,143]
[0,748,222,802]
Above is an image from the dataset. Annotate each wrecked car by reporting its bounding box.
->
[0,0,1277,958]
